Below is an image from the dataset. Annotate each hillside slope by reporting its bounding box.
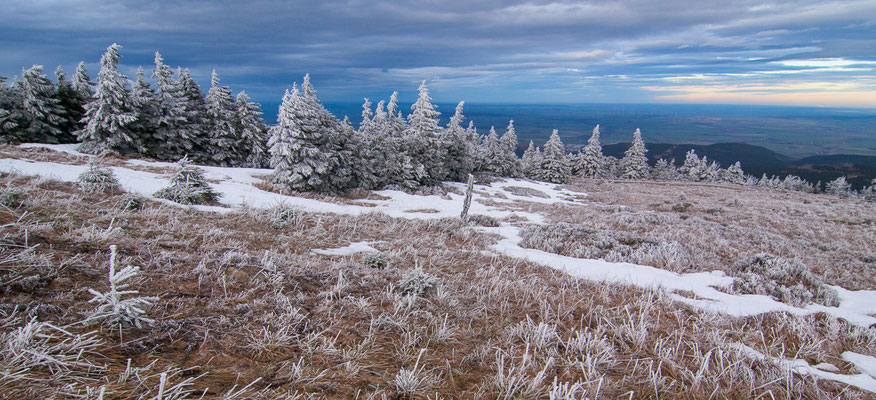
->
[1,144,875,398]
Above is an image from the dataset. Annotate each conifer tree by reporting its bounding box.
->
[129,67,160,153]
[53,66,84,142]
[0,76,25,143]
[405,81,446,184]
[680,149,702,180]
[444,101,475,181]
[206,70,241,166]
[373,95,423,190]
[499,120,521,177]
[72,62,95,101]
[621,128,648,179]
[479,126,504,175]
[152,52,192,160]
[236,91,269,168]
[177,68,210,161]
[268,76,349,193]
[579,124,604,177]
[653,158,678,181]
[353,98,387,189]
[77,44,138,154]
[724,161,745,184]
[20,65,67,143]
[521,140,540,178]
[539,129,571,183]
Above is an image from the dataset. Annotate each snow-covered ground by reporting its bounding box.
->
[5,143,876,392]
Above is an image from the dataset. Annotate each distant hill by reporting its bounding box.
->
[599,142,875,189]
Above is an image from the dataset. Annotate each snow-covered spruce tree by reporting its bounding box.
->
[825,176,853,198]
[444,101,476,181]
[151,52,193,160]
[72,61,95,102]
[680,149,703,181]
[77,160,121,193]
[84,245,158,328]
[176,68,210,162]
[351,98,386,189]
[268,76,350,193]
[128,67,160,153]
[621,128,649,179]
[499,120,521,177]
[235,91,269,168]
[520,140,540,178]
[861,179,876,201]
[405,81,448,184]
[20,65,68,143]
[205,70,242,166]
[579,124,604,178]
[723,161,745,184]
[53,66,85,142]
[372,95,424,190]
[0,76,26,143]
[77,44,139,155]
[478,126,505,176]
[652,158,678,181]
[154,155,220,204]
[701,158,721,182]
[539,129,571,183]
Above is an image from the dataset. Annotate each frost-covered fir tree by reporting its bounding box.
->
[579,124,604,177]
[268,75,350,193]
[53,66,84,142]
[77,44,138,155]
[499,120,521,177]
[235,91,269,168]
[177,68,210,162]
[825,176,853,198]
[621,128,649,179]
[72,62,95,102]
[205,70,242,166]
[0,76,25,142]
[539,129,571,183]
[352,98,387,189]
[521,140,540,178]
[128,67,160,152]
[652,158,678,181]
[154,156,220,205]
[860,179,876,201]
[479,126,505,176]
[444,101,476,181]
[20,65,67,143]
[151,52,193,160]
[680,149,703,181]
[723,161,745,184]
[405,81,447,184]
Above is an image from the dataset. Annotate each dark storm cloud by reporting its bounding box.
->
[2,0,875,106]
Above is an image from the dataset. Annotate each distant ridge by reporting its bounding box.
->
[601,142,876,189]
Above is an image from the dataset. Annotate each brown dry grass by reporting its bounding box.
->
[0,171,873,399]
[544,178,876,290]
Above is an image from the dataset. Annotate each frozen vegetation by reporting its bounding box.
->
[0,143,875,398]
[0,43,875,398]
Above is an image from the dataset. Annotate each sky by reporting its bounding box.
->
[2,0,876,108]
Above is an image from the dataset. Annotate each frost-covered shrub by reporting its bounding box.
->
[520,222,659,262]
[77,161,121,193]
[731,253,839,307]
[0,185,24,207]
[121,193,144,210]
[825,177,853,198]
[397,266,439,296]
[268,203,299,229]
[468,214,501,227]
[84,245,158,328]
[859,179,876,202]
[362,252,388,270]
[154,156,220,205]
[502,186,550,198]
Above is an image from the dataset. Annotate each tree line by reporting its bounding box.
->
[1,43,873,200]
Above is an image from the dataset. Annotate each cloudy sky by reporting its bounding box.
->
[3,0,876,107]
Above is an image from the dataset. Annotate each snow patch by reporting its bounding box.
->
[312,242,378,256]
[843,352,876,380]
